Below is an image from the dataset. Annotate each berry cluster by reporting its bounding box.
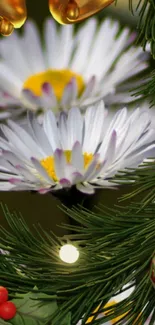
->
[0,287,16,320]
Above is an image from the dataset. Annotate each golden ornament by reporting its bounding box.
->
[0,0,27,35]
[0,0,114,36]
[0,16,14,36]
[49,0,114,24]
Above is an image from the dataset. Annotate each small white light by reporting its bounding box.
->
[59,244,79,264]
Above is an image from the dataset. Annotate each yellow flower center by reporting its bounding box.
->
[23,69,85,100]
[40,151,93,181]
[41,156,58,182]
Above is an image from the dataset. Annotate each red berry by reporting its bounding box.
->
[0,301,16,320]
[0,287,8,304]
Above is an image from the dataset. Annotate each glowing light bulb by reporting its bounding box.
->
[59,244,79,264]
[0,0,27,35]
[49,0,114,24]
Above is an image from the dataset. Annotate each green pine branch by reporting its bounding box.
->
[112,159,155,207]
[0,203,155,324]
[123,0,155,104]
[126,0,155,55]
[125,0,155,55]
[133,71,155,106]
[136,0,155,55]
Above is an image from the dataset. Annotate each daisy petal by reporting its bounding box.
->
[76,183,95,194]
[60,178,71,188]
[72,141,84,173]
[31,157,54,184]
[54,149,66,180]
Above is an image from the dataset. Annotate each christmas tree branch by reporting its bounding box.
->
[0,203,155,324]
[133,71,155,106]
[123,0,155,104]
[112,159,155,206]
[136,0,155,56]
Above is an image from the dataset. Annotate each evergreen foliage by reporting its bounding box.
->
[0,203,155,324]
[112,159,155,207]
[129,0,155,103]
[1,1,155,324]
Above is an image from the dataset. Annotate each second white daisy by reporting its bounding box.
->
[0,101,154,194]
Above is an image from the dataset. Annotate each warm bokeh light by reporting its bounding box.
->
[59,244,79,264]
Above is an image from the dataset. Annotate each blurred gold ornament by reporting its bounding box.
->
[0,0,114,36]
[65,1,80,21]
[0,16,14,36]
[49,0,114,24]
[0,0,27,35]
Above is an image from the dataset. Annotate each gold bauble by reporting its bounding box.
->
[0,0,27,36]
[49,0,114,24]
[0,0,114,36]
[0,16,14,36]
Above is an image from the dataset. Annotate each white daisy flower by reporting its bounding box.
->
[0,101,154,194]
[0,17,148,119]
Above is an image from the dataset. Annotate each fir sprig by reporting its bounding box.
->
[126,0,155,104]
[127,0,155,56]
[133,71,155,106]
[0,203,155,324]
[112,159,155,207]
[136,0,155,55]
